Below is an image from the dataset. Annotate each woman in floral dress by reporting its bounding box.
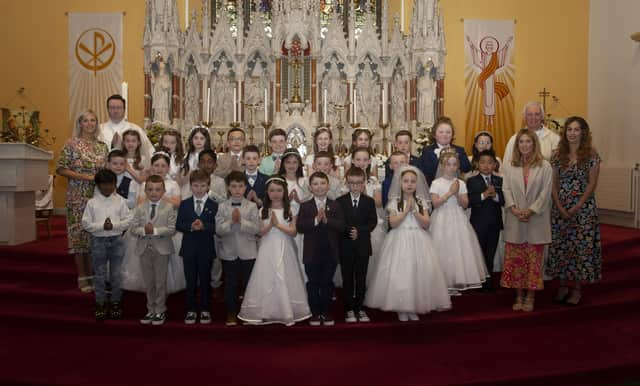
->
[547,116,602,306]
[56,109,109,292]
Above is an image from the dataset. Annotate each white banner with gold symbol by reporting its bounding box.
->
[464,20,515,158]
[68,13,122,127]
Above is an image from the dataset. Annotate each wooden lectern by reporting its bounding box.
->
[0,143,53,245]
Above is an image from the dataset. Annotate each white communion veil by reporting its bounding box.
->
[387,165,432,212]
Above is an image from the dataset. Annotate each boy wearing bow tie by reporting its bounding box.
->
[242,145,267,208]
[215,171,261,326]
[259,128,288,175]
[130,175,177,325]
[176,170,219,324]
[467,150,505,291]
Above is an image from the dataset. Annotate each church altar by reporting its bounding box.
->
[143,0,446,155]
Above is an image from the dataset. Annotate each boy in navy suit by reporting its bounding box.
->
[383,130,422,178]
[106,149,138,210]
[467,150,504,291]
[242,145,267,208]
[297,172,345,326]
[337,168,377,323]
[176,170,218,324]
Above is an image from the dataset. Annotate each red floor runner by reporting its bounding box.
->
[0,218,639,386]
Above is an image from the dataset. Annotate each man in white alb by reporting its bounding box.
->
[503,101,560,163]
[99,94,155,158]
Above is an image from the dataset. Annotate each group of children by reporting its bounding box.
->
[81,123,506,326]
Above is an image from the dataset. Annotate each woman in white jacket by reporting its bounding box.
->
[501,129,552,312]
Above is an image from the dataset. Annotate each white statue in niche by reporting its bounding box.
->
[391,71,405,127]
[244,64,266,122]
[219,66,234,125]
[152,58,171,124]
[417,62,436,127]
[357,65,379,128]
[325,64,346,125]
[211,65,232,124]
[184,69,199,126]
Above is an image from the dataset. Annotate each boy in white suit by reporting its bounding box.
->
[130,175,177,325]
[216,171,261,326]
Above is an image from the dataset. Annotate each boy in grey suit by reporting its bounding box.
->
[215,171,261,326]
[130,175,177,326]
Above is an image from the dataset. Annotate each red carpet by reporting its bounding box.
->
[0,217,639,386]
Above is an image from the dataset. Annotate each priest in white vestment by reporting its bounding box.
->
[99,94,155,158]
[503,101,560,162]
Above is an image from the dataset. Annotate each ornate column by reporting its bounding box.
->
[275,59,281,113]
[311,59,317,113]
[172,74,180,121]
[144,72,152,125]
[436,79,445,119]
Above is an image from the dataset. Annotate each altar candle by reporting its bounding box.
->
[185,0,189,29]
[401,0,405,33]
[353,88,357,123]
[206,87,211,122]
[323,88,327,123]
[121,82,128,119]
[382,84,387,124]
[233,87,237,122]
[264,87,268,122]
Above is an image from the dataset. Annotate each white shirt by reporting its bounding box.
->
[81,192,131,237]
[433,143,449,159]
[99,119,154,158]
[193,195,208,214]
[350,192,361,207]
[503,126,560,163]
[313,196,327,226]
[480,173,500,202]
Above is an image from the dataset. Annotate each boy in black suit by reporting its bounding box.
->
[337,168,377,323]
[176,170,218,324]
[242,145,267,208]
[297,172,345,327]
[467,150,504,291]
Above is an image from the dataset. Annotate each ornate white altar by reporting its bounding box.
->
[142,0,446,154]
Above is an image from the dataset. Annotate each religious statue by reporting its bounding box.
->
[184,69,199,126]
[211,65,232,124]
[417,64,436,128]
[244,63,267,122]
[357,65,379,128]
[325,64,345,125]
[391,71,405,127]
[152,58,171,124]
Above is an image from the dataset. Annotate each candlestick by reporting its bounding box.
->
[261,121,272,155]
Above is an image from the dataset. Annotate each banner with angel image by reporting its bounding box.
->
[464,19,515,157]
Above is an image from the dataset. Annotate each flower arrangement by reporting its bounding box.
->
[413,125,434,154]
[1,107,55,147]
[146,121,170,146]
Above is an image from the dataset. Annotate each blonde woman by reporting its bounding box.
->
[501,129,552,312]
[56,109,109,292]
